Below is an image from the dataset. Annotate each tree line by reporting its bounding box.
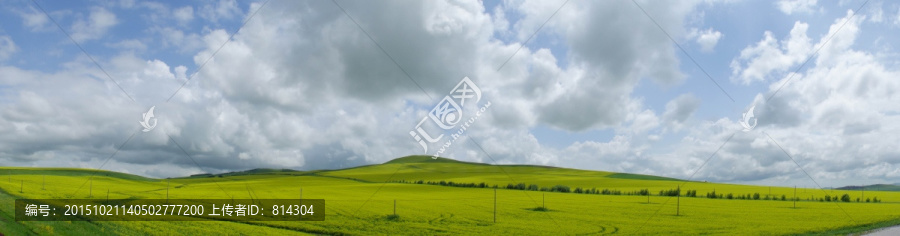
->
[390,180,881,203]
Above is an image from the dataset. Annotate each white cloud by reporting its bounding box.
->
[0,36,17,61]
[730,21,812,84]
[662,93,700,131]
[869,3,883,23]
[173,6,194,25]
[559,136,645,173]
[0,0,708,177]
[200,0,241,23]
[688,28,723,52]
[520,0,697,131]
[4,0,899,188]
[629,109,661,134]
[814,10,863,66]
[776,0,818,15]
[18,8,50,32]
[71,7,118,42]
[153,27,203,54]
[895,6,900,26]
[688,9,900,186]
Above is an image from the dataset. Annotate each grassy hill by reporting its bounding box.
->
[179,168,307,178]
[837,184,900,191]
[2,156,900,235]
[0,167,155,182]
[384,155,472,164]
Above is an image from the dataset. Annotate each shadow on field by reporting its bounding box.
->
[384,214,401,221]
[524,207,553,212]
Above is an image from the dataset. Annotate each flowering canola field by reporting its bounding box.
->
[2,156,899,235]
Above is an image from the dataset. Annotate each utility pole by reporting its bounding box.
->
[493,188,497,223]
[20,180,23,193]
[166,179,170,204]
[393,199,397,216]
[793,186,796,208]
[676,186,680,216]
[89,178,93,198]
[542,193,545,208]
[106,189,110,204]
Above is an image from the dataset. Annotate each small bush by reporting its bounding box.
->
[638,189,649,196]
[531,207,549,212]
[659,188,681,197]
[506,183,528,190]
[840,194,851,202]
[601,189,622,195]
[550,185,570,193]
[386,214,400,221]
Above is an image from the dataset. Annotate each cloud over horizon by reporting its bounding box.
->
[0,0,898,188]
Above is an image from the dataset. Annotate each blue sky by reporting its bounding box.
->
[1,0,900,188]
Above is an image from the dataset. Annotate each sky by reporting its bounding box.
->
[1,0,899,188]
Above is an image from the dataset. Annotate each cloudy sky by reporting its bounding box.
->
[1,0,899,188]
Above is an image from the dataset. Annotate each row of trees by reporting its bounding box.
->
[817,194,880,203]
[397,180,882,203]
[402,180,651,195]
[397,180,495,188]
[660,188,683,196]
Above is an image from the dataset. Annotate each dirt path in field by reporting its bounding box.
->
[864,225,900,236]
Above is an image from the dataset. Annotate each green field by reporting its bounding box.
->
[2,155,900,235]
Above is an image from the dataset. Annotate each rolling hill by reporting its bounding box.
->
[836,184,900,191]
[2,155,900,235]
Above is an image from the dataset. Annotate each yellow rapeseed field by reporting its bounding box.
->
[2,156,899,235]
